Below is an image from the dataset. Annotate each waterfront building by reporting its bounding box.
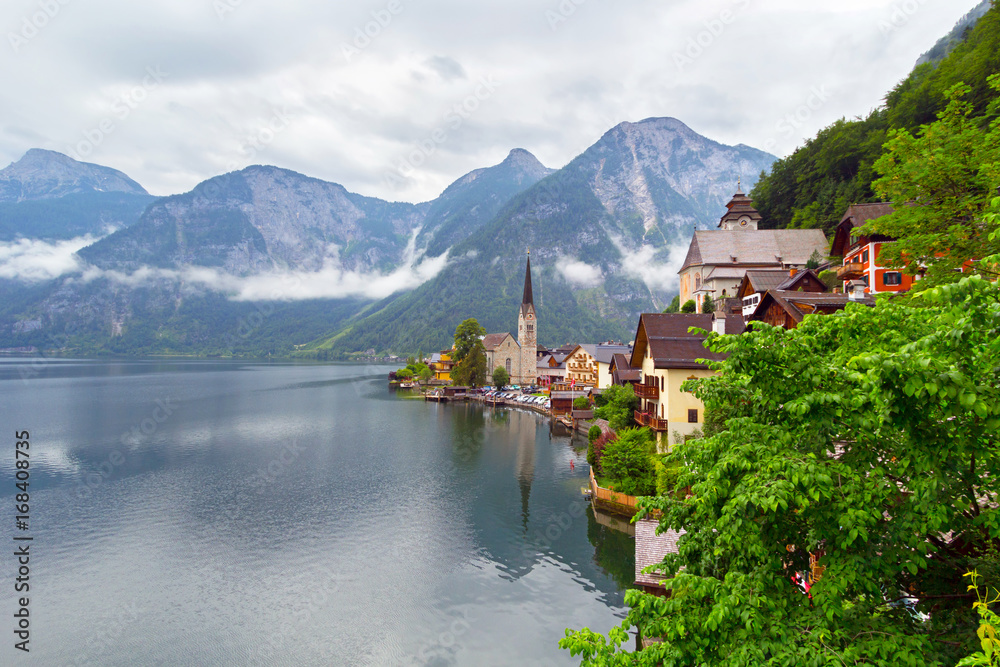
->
[483,332,519,385]
[630,312,743,450]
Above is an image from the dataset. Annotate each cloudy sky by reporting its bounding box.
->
[0,0,982,204]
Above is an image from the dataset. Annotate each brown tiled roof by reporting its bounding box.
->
[775,268,828,292]
[611,353,642,382]
[831,203,896,256]
[482,333,514,351]
[839,202,895,228]
[680,229,829,272]
[630,313,744,369]
[635,518,684,588]
[740,269,791,296]
[750,290,875,325]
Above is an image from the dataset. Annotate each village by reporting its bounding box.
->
[389,185,924,611]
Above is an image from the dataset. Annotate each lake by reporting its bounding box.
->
[0,358,633,666]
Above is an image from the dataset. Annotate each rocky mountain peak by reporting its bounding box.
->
[0,149,148,202]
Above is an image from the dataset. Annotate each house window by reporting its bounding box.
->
[688,409,698,423]
[883,272,902,286]
[862,249,869,264]
[505,358,511,374]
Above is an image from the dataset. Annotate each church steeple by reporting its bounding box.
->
[522,250,534,306]
[516,250,537,386]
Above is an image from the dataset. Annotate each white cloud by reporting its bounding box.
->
[610,236,688,294]
[70,249,450,302]
[555,256,603,288]
[0,0,981,203]
[0,235,98,282]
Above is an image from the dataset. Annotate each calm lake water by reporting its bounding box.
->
[0,358,633,666]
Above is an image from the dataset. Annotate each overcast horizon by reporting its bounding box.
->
[0,0,984,204]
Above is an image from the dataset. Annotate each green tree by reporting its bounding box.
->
[664,295,681,313]
[866,77,1000,286]
[492,366,509,389]
[573,396,591,410]
[451,341,488,387]
[593,384,639,432]
[453,318,486,363]
[701,294,716,314]
[599,427,656,496]
[561,275,1000,666]
[805,248,823,269]
[680,299,696,313]
[417,364,433,387]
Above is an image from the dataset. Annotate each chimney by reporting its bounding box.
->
[712,313,727,335]
[848,280,866,301]
[789,267,798,277]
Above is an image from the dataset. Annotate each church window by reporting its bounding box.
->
[695,274,701,289]
[505,358,512,375]
[527,324,533,334]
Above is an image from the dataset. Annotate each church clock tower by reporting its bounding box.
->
[718,180,763,231]
[517,251,537,386]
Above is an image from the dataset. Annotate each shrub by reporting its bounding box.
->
[588,425,601,443]
[600,427,656,496]
[573,396,590,410]
[680,299,697,313]
[593,384,638,431]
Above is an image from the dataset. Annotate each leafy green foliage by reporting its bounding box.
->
[561,275,1000,666]
[492,366,509,389]
[451,341,488,387]
[598,427,656,497]
[959,571,1000,666]
[866,77,1000,285]
[701,294,715,314]
[680,299,696,313]
[573,396,591,410]
[664,295,680,313]
[593,384,639,432]
[453,318,486,363]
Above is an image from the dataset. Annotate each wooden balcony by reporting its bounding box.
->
[836,262,865,280]
[634,411,669,432]
[634,383,659,400]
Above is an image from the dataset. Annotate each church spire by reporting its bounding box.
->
[522,250,533,306]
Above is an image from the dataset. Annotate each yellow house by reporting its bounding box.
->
[564,345,598,387]
[629,313,743,450]
[430,350,454,382]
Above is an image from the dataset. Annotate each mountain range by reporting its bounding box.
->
[0,119,774,356]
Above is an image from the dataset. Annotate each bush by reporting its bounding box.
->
[701,294,716,313]
[588,425,601,443]
[680,299,697,313]
[588,429,617,473]
[593,384,638,431]
[573,396,590,410]
[492,366,509,389]
[600,428,656,496]
[654,456,683,496]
